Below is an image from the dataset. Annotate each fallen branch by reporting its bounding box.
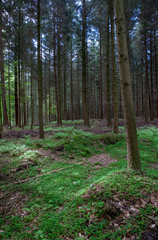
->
[1,166,73,188]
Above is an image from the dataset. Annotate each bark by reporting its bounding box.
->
[57,18,62,126]
[14,42,18,126]
[154,29,158,119]
[18,3,21,127]
[0,0,9,125]
[114,0,141,170]
[82,0,90,127]
[106,3,111,126]
[48,50,52,122]
[144,33,149,123]
[53,14,58,122]
[63,52,67,120]
[150,30,154,120]
[30,52,34,129]
[70,33,74,121]
[37,0,44,138]
[99,27,103,119]
[110,0,118,134]
[76,54,80,120]
[0,87,2,138]
[8,56,11,129]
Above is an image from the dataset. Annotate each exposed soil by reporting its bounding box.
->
[86,153,117,168]
[0,190,29,217]
[150,163,158,170]
[2,118,158,139]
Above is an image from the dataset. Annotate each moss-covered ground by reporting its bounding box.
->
[0,122,158,239]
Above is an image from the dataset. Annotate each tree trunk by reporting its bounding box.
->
[99,27,103,119]
[114,0,141,170]
[154,29,158,119]
[14,42,19,126]
[48,50,52,122]
[18,3,21,127]
[110,0,118,134]
[82,0,90,127]
[37,0,44,138]
[70,33,74,121]
[144,33,149,123]
[30,52,34,129]
[106,3,111,126]
[0,0,9,125]
[150,29,154,120]
[0,86,2,138]
[57,18,62,126]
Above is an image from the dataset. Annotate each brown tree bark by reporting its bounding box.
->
[48,49,52,122]
[110,0,118,134]
[70,32,74,121]
[57,17,62,126]
[154,28,158,119]
[0,0,9,125]
[18,3,21,127]
[144,33,149,123]
[115,0,141,170]
[14,42,18,126]
[106,3,111,126]
[0,85,2,138]
[150,29,154,120]
[99,27,103,119]
[37,0,44,138]
[82,0,90,127]
[30,52,34,129]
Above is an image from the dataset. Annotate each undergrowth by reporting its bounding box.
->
[0,125,158,239]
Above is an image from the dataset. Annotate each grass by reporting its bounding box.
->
[0,125,158,239]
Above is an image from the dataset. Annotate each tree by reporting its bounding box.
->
[110,0,118,134]
[114,0,141,170]
[37,0,44,138]
[82,0,90,127]
[106,2,111,127]
[0,0,9,125]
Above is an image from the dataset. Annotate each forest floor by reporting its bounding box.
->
[0,119,158,240]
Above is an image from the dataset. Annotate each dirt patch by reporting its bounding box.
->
[86,153,117,168]
[150,163,158,170]
[38,148,62,161]
[0,191,29,216]
[1,118,158,139]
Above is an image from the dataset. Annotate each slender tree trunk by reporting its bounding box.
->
[82,0,90,127]
[63,51,67,120]
[18,3,21,127]
[30,52,34,129]
[70,33,74,121]
[110,0,118,134]
[115,0,141,170]
[76,54,80,120]
[37,0,44,138]
[53,14,58,123]
[99,27,103,119]
[0,85,2,138]
[154,29,158,119]
[14,42,18,126]
[150,30,154,120]
[144,33,149,123]
[57,18,62,126]
[8,55,11,129]
[48,50,52,122]
[106,3,111,126]
[0,0,9,125]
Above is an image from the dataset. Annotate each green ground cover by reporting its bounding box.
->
[0,125,158,239]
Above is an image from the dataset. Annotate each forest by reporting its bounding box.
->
[0,0,158,239]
